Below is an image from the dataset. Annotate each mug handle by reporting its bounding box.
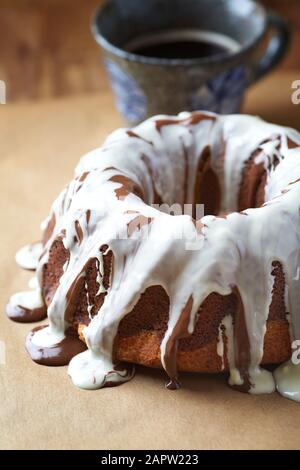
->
[250,12,290,83]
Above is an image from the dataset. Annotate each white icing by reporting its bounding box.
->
[15,242,43,270]
[12,111,300,399]
[40,216,50,232]
[274,361,300,402]
[249,367,275,395]
[28,276,39,290]
[9,289,43,310]
[31,325,65,348]
[68,349,134,390]
[220,315,235,375]
[229,369,243,387]
[217,322,225,371]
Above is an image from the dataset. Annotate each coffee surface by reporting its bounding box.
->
[131,39,230,59]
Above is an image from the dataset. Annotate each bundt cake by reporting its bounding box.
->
[6,111,300,401]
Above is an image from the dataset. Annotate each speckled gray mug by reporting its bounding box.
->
[92,0,289,126]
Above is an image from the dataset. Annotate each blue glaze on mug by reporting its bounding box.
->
[104,60,148,123]
[190,66,247,114]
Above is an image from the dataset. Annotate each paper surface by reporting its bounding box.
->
[1,76,300,450]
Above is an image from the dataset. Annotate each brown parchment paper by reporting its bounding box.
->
[1,73,300,450]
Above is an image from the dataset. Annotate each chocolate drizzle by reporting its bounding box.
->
[164,296,194,389]
[182,143,189,206]
[155,112,215,133]
[102,365,135,388]
[79,171,89,182]
[126,130,153,146]
[26,325,87,366]
[86,209,91,225]
[231,287,251,393]
[6,302,47,323]
[64,260,94,323]
[74,220,83,244]
[127,215,153,237]
[287,138,299,149]
[185,112,216,126]
[109,174,144,201]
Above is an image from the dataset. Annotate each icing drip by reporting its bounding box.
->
[7,242,46,322]
[221,315,235,377]
[15,242,43,270]
[26,325,87,366]
[229,287,252,393]
[6,289,46,323]
[9,111,300,401]
[217,320,225,371]
[28,276,39,289]
[274,361,300,402]
[68,349,135,390]
[162,295,194,389]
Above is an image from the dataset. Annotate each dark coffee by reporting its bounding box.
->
[131,40,229,59]
[125,29,240,60]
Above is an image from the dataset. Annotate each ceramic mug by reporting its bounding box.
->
[92,0,289,126]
